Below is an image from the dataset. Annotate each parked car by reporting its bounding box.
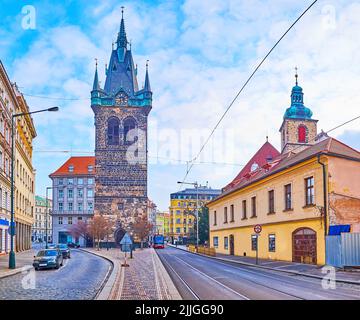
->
[47,243,56,249]
[33,249,63,270]
[57,244,71,258]
[67,242,80,248]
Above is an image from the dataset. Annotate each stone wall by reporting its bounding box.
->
[92,104,149,233]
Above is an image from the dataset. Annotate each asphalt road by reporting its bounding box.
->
[0,249,111,300]
[157,246,360,300]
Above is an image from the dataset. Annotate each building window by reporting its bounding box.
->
[268,190,275,214]
[78,189,83,198]
[268,234,276,252]
[124,117,137,143]
[88,202,93,211]
[78,202,83,211]
[305,177,315,206]
[58,202,63,211]
[224,237,229,250]
[87,189,93,197]
[176,218,181,224]
[68,202,73,211]
[58,189,64,198]
[107,117,120,145]
[78,178,83,185]
[230,204,234,222]
[78,217,82,221]
[213,211,217,226]
[68,178,74,185]
[58,178,63,185]
[68,217,72,225]
[68,189,73,199]
[68,165,74,172]
[88,165,93,172]
[176,227,181,233]
[242,200,247,219]
[251,235,258,251]
[87,178,94,185]
[213,236,219,248]
[224,207,228,223]
[298,125,307,143]
[284,184,292,210]
[58,217,63,225]
[251,196,257,218]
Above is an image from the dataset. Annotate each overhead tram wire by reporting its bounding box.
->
[178,0,319,189]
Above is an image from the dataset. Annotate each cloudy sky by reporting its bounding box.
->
[1,0,359,211]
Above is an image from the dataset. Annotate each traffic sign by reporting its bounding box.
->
[120,232,133,245]
[254,224,262,234]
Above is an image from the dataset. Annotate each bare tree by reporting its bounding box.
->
[88,215,112,250]
[68,220,89,243]
[132,215,153,249]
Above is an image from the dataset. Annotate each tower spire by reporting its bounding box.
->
[92,58,100,91]
[295,66,298,86]
[117,6,127,49]
[144,60,151,92]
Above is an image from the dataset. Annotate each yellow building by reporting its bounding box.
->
[169,186,221,243]
[155,212,170,237]
[208,78,360,265]
[0,61,36,254]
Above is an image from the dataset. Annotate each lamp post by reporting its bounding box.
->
[177,181,199,248]
[9,106,59,269]
[45,186,53,249]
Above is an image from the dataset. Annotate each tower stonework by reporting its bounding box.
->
[280,73,317,154]
[91,12,152,240]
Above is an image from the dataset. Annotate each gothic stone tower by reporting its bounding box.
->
[91,12,152,240]
[280,73,317,154]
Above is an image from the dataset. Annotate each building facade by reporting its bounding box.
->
[49,157,95,246]
[169,186,221,242]
[91,11,152,244]
[155,212,170,237]
[0,61,36,255]
[32,196,52,243]
[147,199,157,238]
[208,76,360,265]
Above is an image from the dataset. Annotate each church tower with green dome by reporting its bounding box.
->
[279,70,318,154]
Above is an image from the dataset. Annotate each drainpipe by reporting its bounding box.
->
[317,154,327,237]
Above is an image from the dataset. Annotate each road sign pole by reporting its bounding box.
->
[256,234,259,265]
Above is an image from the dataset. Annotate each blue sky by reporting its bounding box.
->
[1,0,360,211]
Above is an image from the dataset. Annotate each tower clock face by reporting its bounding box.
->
[115,92,128,106]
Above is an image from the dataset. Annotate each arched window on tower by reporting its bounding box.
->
[298,125,307,143]
[124,117,137,144]
[107,117,120,145]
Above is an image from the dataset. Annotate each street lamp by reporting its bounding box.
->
[45,186,53,249]
[177,181,199,248]
[9,106,59,269]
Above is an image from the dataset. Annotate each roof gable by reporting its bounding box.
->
[49,156,95,177]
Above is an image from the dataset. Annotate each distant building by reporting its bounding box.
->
[49,157,95,246]
[169,186,221,243]
[208,75,360,265]
[147,199,157,238]
[32,196,52,243]
[155,212,170,236]
[0,61,36,255]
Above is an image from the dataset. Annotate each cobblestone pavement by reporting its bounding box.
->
[0,249,111,300]
[120,248,178,300]
[86,248,181,300]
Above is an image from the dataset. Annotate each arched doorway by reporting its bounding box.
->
[292,228,317,264]
[114,227,126,247]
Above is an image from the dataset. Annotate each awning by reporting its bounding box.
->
[328,224,351,235]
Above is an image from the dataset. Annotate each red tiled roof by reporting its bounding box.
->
[223,141,280,192]
[211,137,360,204]
[49,156,95,177]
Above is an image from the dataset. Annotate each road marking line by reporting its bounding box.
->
[172,254,250,300]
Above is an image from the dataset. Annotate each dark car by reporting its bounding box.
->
[67,242,80,248]
[57,244,71,258]
[33,249,63,270]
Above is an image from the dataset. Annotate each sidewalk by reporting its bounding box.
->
[0,250,35,279]
[83,247,182,300]
[168,244,360,285]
